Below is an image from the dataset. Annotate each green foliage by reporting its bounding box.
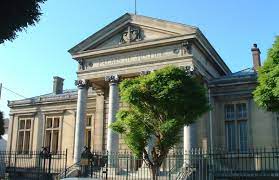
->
[0,111,4,139]
[0,0,46,44]
[110,66,210,167]
[253,36,279,112]
[111,109,152,157]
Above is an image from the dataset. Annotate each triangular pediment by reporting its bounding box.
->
[68,13,197,54]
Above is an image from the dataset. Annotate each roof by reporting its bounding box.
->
[8,89,77,107]
[227,68,256,77]
[31,89,77,99]
[209,67,257,85]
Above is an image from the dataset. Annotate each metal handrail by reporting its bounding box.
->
[56,160,81,179]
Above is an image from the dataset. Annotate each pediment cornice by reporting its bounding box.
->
[68,13,197,55]
[72,34,196,59]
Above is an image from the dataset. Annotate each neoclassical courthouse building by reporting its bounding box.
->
[6,13,279,165]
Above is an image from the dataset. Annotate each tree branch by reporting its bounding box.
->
[143,149,153,168]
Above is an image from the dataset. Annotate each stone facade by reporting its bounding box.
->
[7,13,278,166]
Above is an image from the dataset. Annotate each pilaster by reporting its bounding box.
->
[93,89,105,152]
[6,114,14,151]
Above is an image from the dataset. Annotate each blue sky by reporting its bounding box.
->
[0,0,278,117]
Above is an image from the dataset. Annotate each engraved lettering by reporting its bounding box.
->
[84,45,183,70]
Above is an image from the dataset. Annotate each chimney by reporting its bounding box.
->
[53,76,64,94]
[251,43,261,71]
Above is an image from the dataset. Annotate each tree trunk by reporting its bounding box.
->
[150,165,158,180]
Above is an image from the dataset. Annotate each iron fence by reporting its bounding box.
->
[1,147,279,179]
[61,147,279,180]
[0,147,67,180]
[210,147,279,179]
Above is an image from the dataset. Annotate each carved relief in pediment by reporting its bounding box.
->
[120,25,143,44]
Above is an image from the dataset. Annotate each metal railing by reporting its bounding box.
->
[210,147,279,179]
[2,147,279,179]
[61,147,279,180]
[0,147,67,180]
[61,148,199,179]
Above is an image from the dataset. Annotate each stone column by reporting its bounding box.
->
[183,124,196,165]
[105,75,120,154]
[183,124,197,151]
[93,89,105,152]
[73,79,89,164]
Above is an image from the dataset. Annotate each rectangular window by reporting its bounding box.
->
[17,118,32,153]
[53,118,60,128]
[86,116,92,127]
[225,104,235,120]
[52,130,59,154]
[225,121,236,151]
[238,121,248,151]
[236,103,247,119]
[85,130,91,148]
[46,118,52,128]
[85,115,93,149]
[224,103,248,152]
[45,116,60,153]
[19,120,25,129]
[17,132,24,152]
[24,131,30,152]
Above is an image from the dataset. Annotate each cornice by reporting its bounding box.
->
[8,92,97,108]
[192,57,215,79]
[72,34,196,59]
[8,94,78,108]
[209,75,257,87]
[69,13,198,55]
[10,112,37,116]
[211,90,254,98]
[68,13,132,54]
[42,110,66,115]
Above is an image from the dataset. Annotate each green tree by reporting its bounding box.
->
[110,66,210,179]
[0,111,4,139]
[253,36,279,112]
[0,0,46,44]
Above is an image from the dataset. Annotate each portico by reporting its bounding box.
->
[69,13,230,163]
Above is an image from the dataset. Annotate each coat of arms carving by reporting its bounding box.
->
[120,25,143,44]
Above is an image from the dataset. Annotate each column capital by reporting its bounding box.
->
[140,70,151,76]
[180,65,196,76]
[181,40,192,54]
[105,75,120,84]
[75,79,90,89]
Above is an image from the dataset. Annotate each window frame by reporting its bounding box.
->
[17,117,33,153]
[224,102,248,152]
[44,115,62,154]
[85,114,94,150]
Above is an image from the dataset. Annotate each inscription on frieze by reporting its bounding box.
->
[82,44,188,70]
